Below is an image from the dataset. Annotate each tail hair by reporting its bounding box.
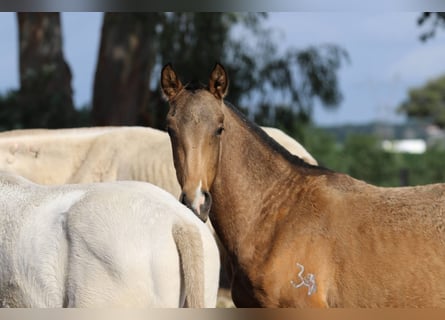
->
[172,222,205,308]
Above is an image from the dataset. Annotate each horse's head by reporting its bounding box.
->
[161,63,228,222]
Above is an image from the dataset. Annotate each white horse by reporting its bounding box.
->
[0,172,220,308]
[0,126,317,198]
[0,126,316,307]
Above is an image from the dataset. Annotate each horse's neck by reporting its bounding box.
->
[210,105,301,258]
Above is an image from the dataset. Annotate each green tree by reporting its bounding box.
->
[92,13,348,130]
[92,13,162,126]
[0,90,21,130]
[341,134,400,186]
[2,13,348,131]
[293,127,445,187]
[401,149,445,185]
[92,13,269,127]
[397,75,445,128]
[300,125,342,170]
[255,44,348,121]
[0,13,89,130]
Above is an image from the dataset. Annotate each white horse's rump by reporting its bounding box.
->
[0,172,220,308]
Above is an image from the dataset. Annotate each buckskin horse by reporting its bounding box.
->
[0,126,316,196]
[161,62,445,308]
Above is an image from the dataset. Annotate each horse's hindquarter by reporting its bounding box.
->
[0,181,84,307]
[0,174,216,308]
[239,175,445,307]
[309,177,445,307]
[65,184,183,307]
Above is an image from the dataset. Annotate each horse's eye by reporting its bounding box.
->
[216,126,224,136]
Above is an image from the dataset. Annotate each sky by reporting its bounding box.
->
[1,12,445,127]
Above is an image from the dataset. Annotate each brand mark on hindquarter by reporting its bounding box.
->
[290,263,317,296]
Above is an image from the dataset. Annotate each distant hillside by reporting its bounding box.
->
[320,121,429,144]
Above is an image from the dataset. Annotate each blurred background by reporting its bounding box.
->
[0,12,445,187]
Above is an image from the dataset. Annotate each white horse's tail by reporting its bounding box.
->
[172,222,205,308]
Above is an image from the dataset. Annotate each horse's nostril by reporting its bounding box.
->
[180,190,212,222]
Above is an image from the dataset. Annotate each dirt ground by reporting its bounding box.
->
[216,288,235,308]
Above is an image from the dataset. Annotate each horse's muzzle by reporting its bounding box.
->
[180,190,212,223]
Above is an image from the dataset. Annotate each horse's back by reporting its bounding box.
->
[0,126,314,198]
[0,127,119,184]
[0,126,181,196]
[284,173,445,307]
[68,127,180,195]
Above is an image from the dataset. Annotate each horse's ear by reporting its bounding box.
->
[161,63,184,101]
[209,63,229,99]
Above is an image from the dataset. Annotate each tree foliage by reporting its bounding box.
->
[340,134,401,186]
[397,75,445,128]
[1,12,445,190]
[0,13,348,131]
[257,45,348,119]
[401,149,445,185]
[300,128,445,187]
[92,13,348,129]
[0,13,87,130]
[302,130,402,186]
[418,12,445,41]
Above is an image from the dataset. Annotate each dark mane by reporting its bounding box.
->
[185,81,207,93]
[224,101,331,173]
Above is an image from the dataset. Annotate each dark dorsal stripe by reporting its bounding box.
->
[224,101,332,173]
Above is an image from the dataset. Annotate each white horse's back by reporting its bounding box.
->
[0,126,316,196]
[0,127,179,194]
[262,127,318,165]
[0,173,219,308]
